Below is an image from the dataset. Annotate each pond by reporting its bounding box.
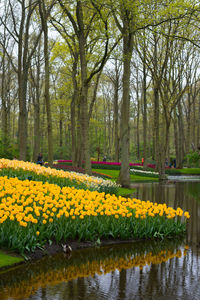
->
[0,181,199,300]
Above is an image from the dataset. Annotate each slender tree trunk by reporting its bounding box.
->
[143,58,147,168]
[33,91,40,163]
[1,51,9,152]
[177,101,184,168]
[136,77,140,160]
[103,97,107,155]
[71,55,78,166]
[153,83,159,167]
[186,92,191,153]
[197,96,200,148]
[192,96,196,149]
[32,53,41,163]
[59,106,64,157]
[76,103,83,167]
[18,72,28,160]
[113,70,119,162]
[174,112,178,166]
[39,1,53,166]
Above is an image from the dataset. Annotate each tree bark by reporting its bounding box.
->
[39,1,53,166]
[118,17,133,187]
[113,63,120,162]
[77,1,91,174]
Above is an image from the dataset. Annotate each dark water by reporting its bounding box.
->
[0,181,200,300]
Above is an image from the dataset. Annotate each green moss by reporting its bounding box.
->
[0,251,24,268]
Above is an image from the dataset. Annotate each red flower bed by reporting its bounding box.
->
[57,160,156,168]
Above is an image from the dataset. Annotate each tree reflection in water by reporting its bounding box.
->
[0,182,199,300]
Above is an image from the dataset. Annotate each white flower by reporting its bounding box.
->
[130,168,159,175]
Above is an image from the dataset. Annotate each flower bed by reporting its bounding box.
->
[0,159,119,194]
[56,160,156,170]
[0,176,190,254]
[130,168,159,178]
[51,164,112,179]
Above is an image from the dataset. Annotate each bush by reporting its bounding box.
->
[185,151,200,167]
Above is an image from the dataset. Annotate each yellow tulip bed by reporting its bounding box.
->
[0,158,119,194]
[0,172,190,254]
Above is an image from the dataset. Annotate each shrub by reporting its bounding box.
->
[185,151,200,167]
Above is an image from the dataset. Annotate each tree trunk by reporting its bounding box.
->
[186,92,191,153]
[32,51,41,163]
[143,57,147,168]
[1,51,10,154]
[113,68,119,162]
[177,101,184,168]
[59,106,63,157]
[77,1,91,174]
[18,72,28,160]
[71,55,78,166]
[136,80,140,160]
[76,103,83,167]
[197,96,200,148]
[118,21,133,187]
[33,92,40,163]
[39,1,53,166]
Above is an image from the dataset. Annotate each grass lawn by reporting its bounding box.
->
[93,168,159,182]
[166,168,200,175]
[0,251,24,268]
[93,168,158,197]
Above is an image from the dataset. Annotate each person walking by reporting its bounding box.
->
[37,153,44,166]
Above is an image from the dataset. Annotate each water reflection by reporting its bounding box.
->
[0,238,187,299]
[132,181,200,248]
[0,182,200,300]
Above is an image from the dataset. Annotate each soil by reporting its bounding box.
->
[0,238,144,271]
[27,238,141,261]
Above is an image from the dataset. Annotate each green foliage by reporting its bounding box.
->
[92,163,121,170]
[0,213,186,255]
[0,139,18,160]
[185,151,200,167]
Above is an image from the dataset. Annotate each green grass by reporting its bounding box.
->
[93,169,119,179]
[166,168,200,175]
[92,168,158,197]
[0,251,23,268]
[93,168,159,182]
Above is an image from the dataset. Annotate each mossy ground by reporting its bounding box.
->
[0,251,24,268]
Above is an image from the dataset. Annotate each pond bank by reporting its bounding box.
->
[0,233,185,273]
[0,238,142,271]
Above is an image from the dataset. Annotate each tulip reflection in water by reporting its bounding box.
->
[0,238,188,299]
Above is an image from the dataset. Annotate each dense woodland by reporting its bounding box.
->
[0,0,200,186]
